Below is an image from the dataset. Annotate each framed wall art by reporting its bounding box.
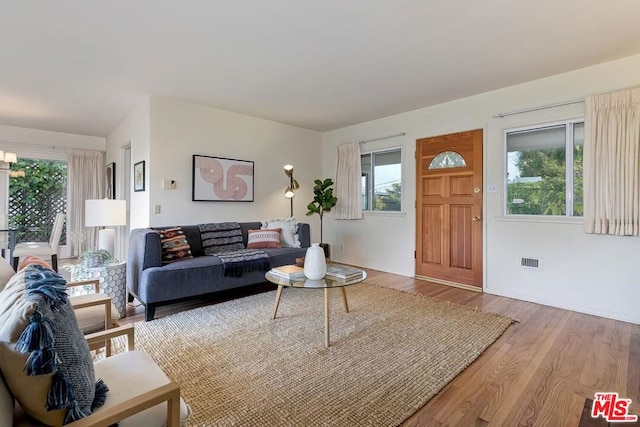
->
[192,154,254,202]
[106,162,116,199]
[134,160,145,192]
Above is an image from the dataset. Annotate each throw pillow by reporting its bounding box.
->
[155,227,193,265]
[247,228,282,249]
[0,265,108,426]
[17,256,52,272]
[261,218,301,248]
[0,257,15,291]
[199,222,244,255]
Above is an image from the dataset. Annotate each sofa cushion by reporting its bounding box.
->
[0,265,107,426]
[155,227,193,265]
[261,218,301,248]
[247,228,282,249]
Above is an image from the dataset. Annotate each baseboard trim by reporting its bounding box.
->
[414,275,483,293]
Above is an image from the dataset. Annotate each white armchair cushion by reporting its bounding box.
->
[93,351,191,426]
[72,294,119,334]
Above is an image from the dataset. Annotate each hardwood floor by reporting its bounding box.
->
[115,267,639,426]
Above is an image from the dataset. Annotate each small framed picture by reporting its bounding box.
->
[106,162,116,199]
[134,160,145,192]
[192,154,254,202]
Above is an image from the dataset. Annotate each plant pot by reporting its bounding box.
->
[319,243,330,260]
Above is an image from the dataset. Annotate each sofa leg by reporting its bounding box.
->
[145,305,156,321]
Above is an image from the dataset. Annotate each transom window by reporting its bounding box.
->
[505,119,583,217]
[361,149,402,212]
[429,151,466,169]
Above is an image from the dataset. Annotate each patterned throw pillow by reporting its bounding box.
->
[261,218,301,248]
[156,227,193,265]
[0,265,107,426]
[247,228,282,249]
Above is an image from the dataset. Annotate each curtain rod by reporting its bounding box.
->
[493,99,584,119]
[359,132,406,144]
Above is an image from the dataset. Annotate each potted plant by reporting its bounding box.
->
[306,178,338,258]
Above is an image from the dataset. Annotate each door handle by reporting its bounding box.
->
[472,216,481,222]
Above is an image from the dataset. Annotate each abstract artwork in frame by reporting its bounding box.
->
[106,162,116,199]
[134,160,145,192]
[192,154,254,202]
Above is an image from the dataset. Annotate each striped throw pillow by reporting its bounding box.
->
[247,228,282,249]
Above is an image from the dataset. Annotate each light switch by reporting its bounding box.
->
[487,184,498,193]
[154,204,161,214]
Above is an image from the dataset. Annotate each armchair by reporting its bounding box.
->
[7,325,190,426]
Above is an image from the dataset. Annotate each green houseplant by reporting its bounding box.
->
[306,178,338,257]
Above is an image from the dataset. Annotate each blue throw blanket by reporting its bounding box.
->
[215,248,271,277]
[198,222,270,276]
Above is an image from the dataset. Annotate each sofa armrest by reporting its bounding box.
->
[128,228,163,297]
[66,381,181,427]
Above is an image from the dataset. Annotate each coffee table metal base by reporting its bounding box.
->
[272,285,350,347]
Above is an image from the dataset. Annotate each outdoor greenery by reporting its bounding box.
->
[507,145,583,216]
[306,178,338,243]
[375,182,401,211]
[8,158,67,243]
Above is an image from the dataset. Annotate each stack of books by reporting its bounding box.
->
[325,265,363,281]
[270,265,305,280]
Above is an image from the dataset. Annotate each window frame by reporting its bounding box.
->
[360,147,403,213]
[503,118,584,219]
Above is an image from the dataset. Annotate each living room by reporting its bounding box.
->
[1,2,639,425]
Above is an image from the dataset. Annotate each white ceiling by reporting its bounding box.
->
[1,1,640,137]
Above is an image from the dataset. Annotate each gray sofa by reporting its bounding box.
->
[127,222,310,320]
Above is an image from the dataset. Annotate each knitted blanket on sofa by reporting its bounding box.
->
[199,222,270,277]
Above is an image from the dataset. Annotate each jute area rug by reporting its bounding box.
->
[117,283,513,426]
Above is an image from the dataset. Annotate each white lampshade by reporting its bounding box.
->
[85,199,127,227]
[3,152,17,163]
[85,199,126,256]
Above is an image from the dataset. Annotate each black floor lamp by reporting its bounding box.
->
[283,164,300,217]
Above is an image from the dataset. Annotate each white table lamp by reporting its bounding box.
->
[85,199,127,256]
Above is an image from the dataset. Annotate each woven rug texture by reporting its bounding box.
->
[115,283,513,426]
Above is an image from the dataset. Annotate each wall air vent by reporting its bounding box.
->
[520,257,542,270]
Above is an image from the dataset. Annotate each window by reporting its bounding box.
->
[361,149,402,212]
[505,119,583,217]
[9,158,68,244]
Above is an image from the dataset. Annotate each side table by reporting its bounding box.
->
[71,261,127,318]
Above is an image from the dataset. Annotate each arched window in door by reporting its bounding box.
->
[428,151,466,169]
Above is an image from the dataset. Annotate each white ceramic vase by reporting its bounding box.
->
[304,243,327,280]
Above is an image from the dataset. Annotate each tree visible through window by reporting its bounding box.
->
[506,120,583,216]
[8,158,68,244]
[361,149,402,212]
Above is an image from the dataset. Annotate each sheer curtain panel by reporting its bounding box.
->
[68,149,105,256]
[584,87,640,236]
[334,142,363,220]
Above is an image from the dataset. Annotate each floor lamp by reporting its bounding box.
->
[283,164,300,217]
[85,199,127,256]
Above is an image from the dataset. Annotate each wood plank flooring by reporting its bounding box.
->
[114,267,640,426]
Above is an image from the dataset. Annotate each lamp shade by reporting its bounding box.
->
[3,152,17,163]
[85,199,127,227]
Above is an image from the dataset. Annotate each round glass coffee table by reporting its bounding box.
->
[265,269,367,347]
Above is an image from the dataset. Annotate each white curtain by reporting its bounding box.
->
[67,149,105,256]
[334,142,363,219]
[584,87,640,236]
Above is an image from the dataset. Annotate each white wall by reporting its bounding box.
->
[323,54,640,324]
[106,98,151,233]
[137,97,323,233]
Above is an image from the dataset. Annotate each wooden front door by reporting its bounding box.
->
[416,129,483,289]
